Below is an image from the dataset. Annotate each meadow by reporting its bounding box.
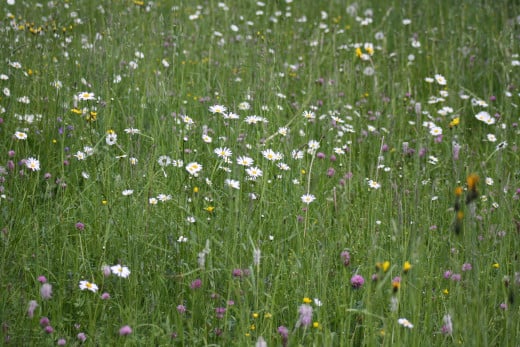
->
[1,0,520,345]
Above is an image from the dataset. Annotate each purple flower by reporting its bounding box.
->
[190,279,202,289]
[100,292,110,300]
[443,270,452,279]
[102,265,111,277]
[296,304,313,327]
[40,317,50,328]
[44,326,54,334]
[350,274,365,289]
[461,263,472,271]
[176,305,186,314]
[40,283,52,300]
[232,269,243,278]
[37,276,47,283]
[75,222,85,231]
[450,273,462,282]
[340,250,351,266]
[77,332,87,342]
[278,325,289,347]
[27,300,38,318]
[57,338,66,345]
[441,314,453,335]
[215,307,226,319]
[327,167,335,177]
[119,325,133,336]
[316,152,326,159]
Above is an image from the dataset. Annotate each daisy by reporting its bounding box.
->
[307,140,320,153]
[486,134,497,142]
[185,162,203,176]
[157,155,172,167]
[124,128,140,135]
[25,157,40,171]
[301,194,316,204]
[429,126,443,136]
[149,197,158,205]
[224,179,240,189]
[302,110,315,120]
[105,132,117,146]
[398,318,414,329]
[78,92,95,101]
[79,280,99,292]
[368,180,381,189]
[157,194,172,202]
[209,104,227,114]
[223,112,240,120]
[261,149,277,161]
[74,151,86,160]
[485,177,494,186]
[246,166,263,179]
[110,264,131,278]
[278,127,289,136]
[202,134,213,143]
[434,74,447,85]
[14,131,27,140]
[122,189,134,196]
[214,147,232,159]
[277,162,290,171]
[475,111,492,123]
[237,156,254,166]
[291,150,304,159]
[238,101,251,110]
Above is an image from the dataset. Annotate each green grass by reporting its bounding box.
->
[1,0,520,346]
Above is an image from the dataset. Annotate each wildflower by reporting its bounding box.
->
[296,304,313,327]
[441,314,453,335]
[449,117,460,128]
[40,283,52,300]
[368,179,381,189]
[376,261,390,272]
[74,151,86,160]
[475,111,495,124]
[434,74,447,85]
[215,307,226,319]
[214,147,232,159]
[303,297,312,304]
[185,162,203,176]
[27,300,38,318]
[492,263,499,269]
[78,92,96,101]
[256,336,267,347]
[119,325,133,336]
[392,277,401,292]
[403,261,412,273]
[341,250,351,266]
[77,332,87,342]
[157,194,172,202]
[350,274,365,289]
[79,280,99,293]
[301,194,316,204]
[224,179,240,189]
[105,131,117,146]
[302,110,315,120]
[429,126,443,136]
[25,157,40,171]
[190,278,202,289]
[122,189,134,196]
[124,128,140,135]
[101,292,110,300]
[466,173,479,204]
[149,197,158,205]
[237,156,254,166]
[57,338,66,345]
[157,155,172,167]
[110,264,131,278]
[278,325,289,345]
[209,104,227,114]
[253,248,261,265]
[307,140,320,153]
[462,263,472,271]
[246,166,263,179]
[398,318,414,328]
[14,131,27,140]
